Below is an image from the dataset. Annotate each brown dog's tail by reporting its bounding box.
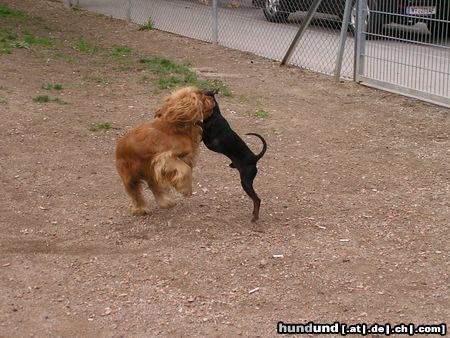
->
[153,151,193,190]
[246,133,267,161]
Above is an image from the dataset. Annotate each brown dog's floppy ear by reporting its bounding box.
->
[163,92,203,125]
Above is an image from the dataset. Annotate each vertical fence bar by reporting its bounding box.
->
[354,0,367,81]
[126,0,131,22]
[212,0,218,44]
[334,0,353,81]
[281,0,323,65]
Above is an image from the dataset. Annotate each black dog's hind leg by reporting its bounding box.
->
[239,167,261,222]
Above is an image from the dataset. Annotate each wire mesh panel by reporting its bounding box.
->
[213,1,297,62]
[217,0,355,78]
[73,0,355,79]
[250,0,356,77]
[356,0,450,106]
[76,0,130,20]
[69,0,450,104]
[77,0,215,42]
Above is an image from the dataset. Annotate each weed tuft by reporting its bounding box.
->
[89,122,112,131]
[33,95,50,103]
[139,19,155,31]
[23,32,53,47]
[108,46,133,58]
[43,83,63,90]
[247,109,269,119]
[75,37,100,54]
[33,95,66,104]
[0,28,17,53]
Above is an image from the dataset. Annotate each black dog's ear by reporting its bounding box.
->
[202,89,219,97]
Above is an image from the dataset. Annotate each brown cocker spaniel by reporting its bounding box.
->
[116,86,214,215]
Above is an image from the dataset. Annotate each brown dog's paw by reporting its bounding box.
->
[180,188,193,197]
[157,199,176,209]
[132,207,151,216]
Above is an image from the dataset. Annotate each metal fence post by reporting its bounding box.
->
[212,0,218,43]
[281,0,323,66]
[126,0,132,22]
[354,0,367,81]
[334,0,352,81]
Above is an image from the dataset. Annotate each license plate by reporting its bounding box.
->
[406,6,436,15]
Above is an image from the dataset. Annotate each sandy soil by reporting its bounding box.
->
[0,0,448,337]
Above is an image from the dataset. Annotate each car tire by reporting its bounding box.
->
[263,0,290,23]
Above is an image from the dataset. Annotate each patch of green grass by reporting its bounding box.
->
[89,122,112,131]
[139,18,155,31]
[0,6,50,30]
[33,95,50,103]
[0,29,17,42]
[98,122,111,129]
[204,81,231,97]
[14,40,29,49]
[33,95,66,104]
[0,28,17,54]
[43,83,63,90]
[108,46,133,58]
[139,56,186,75]
[75,37,100,54]
[247,108,269,119]
[23,32,53,47]
[0,5,28,19]
[1,42,13,53]
[138,56,231,95]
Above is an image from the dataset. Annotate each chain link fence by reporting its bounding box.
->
[69,0,355,78]
[66,0,449,107]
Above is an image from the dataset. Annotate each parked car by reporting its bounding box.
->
[387,0,449,39]
[253,0,450,39]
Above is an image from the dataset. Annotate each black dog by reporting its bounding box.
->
[201,89,267,222]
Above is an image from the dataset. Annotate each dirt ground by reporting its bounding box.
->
[0,1,449,337]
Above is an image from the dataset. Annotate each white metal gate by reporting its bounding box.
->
[354,0,450,107]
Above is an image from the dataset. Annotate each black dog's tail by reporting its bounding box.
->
[246,133,267,161]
